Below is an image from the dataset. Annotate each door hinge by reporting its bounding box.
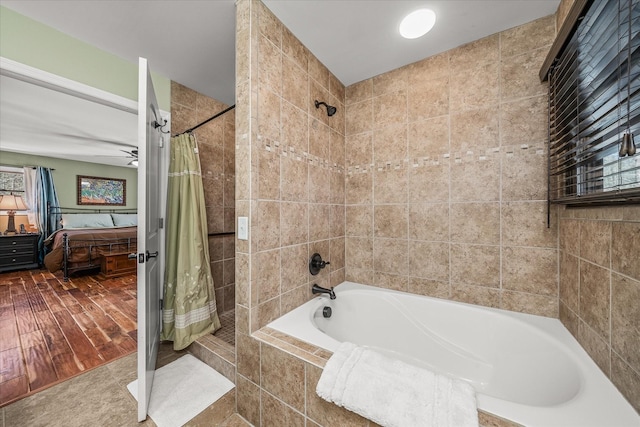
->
[160,299,163,310]
[159,218,164,229]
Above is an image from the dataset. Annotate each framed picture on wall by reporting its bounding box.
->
[77,175,126,206]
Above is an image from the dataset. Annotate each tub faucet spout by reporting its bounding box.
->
[312,284,336,299]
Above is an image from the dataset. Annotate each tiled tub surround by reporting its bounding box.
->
[251,328,523,427]
[558,206,640,412]
[235,0,639,424]
[343,15,558,317]
[266,282,640,426]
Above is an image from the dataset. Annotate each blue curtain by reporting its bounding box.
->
[35,167,60,264]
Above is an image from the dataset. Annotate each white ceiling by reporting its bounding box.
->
[0,0,559,167]
[0,73,138,168]
[264,1,560,90]
[0,0,237,105]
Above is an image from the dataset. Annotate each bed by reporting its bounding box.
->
[43,208,137,281]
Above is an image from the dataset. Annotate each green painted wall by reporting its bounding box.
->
[0,151,137,210]
[0,6,170,110]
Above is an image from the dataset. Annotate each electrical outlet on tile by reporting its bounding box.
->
[238,216,248,240]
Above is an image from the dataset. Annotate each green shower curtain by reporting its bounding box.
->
[161,133,220,350]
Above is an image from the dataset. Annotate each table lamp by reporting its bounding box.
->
[0,194,29,235]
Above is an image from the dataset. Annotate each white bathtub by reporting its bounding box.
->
[267,282,639,427]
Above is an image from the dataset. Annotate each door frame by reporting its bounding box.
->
[1,57,138,114]
[0,57,170,141]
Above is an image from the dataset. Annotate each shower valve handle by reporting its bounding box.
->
[309,253,330,275]
[318,260,330,268]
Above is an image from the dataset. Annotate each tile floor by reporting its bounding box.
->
[1,342,249,427]
[213,309,235,347]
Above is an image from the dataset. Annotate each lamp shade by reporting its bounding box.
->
[0,194,29,211]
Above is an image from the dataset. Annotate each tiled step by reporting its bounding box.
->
[188,334,235,384]
[219,413,253,426]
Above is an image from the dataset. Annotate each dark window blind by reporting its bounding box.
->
[548,0,640,205]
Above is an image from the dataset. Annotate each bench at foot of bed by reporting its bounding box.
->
[97,250,137,279]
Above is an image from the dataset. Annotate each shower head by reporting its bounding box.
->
[315,100,337,117]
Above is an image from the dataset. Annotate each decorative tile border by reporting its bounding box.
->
[262,139,345,174]
[347,143,547,175]
[254,327,331,368]
[256,137,546,177]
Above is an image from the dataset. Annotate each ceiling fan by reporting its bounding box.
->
[121,148,139,166]
[90,147,139,166]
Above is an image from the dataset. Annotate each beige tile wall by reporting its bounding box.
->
[235,1,347,423]
[343,15,559,317]
[235,0,345,336]
[558,206,640,411]
[171,81,236,314]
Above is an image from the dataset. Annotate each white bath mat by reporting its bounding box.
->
[127,354,234,427]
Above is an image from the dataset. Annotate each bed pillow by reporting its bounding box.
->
[61,213,114,229]
[111,213,137,227]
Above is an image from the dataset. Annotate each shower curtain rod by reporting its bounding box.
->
[174,104,235,137]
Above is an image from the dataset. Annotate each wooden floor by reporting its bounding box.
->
[0,268,137,407]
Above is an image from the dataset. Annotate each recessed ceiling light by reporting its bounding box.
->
[399,8,436,39]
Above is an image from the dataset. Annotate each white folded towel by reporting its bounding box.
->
[316,342,478,427]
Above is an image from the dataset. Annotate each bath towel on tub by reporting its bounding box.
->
[316,342,478,427]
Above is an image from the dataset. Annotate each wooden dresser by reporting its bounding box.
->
[0,234,39,273]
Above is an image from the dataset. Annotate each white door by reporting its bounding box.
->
[136,57,163,422]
